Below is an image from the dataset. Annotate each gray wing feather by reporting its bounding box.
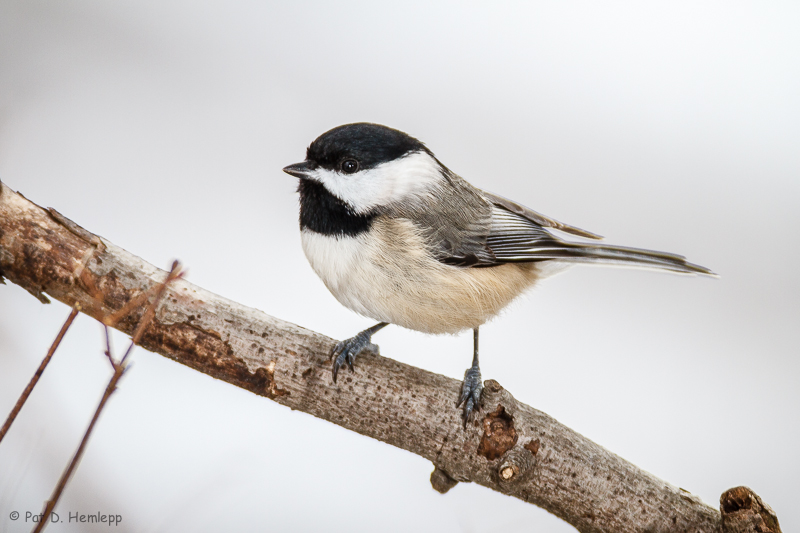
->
[482,190,604,240]
[392,173,714,276]
[486,204,715,275]
[386,171,496,266]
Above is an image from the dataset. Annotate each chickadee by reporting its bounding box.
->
[283,123,714,425]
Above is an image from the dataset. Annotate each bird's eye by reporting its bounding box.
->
[341,159,359,174]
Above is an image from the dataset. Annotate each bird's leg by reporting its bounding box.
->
[331,322,388,382]
[457,327,483,427]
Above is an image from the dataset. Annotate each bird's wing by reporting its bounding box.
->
[484,202,715,275]
[385,172,497,266]
[481,190,604,240]
[401,178,714,275]
[485,206,567,262]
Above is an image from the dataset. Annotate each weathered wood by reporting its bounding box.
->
[0,181,779,532]
[720,487,782,533]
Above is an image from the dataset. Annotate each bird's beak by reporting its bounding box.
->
[282,161,316,179]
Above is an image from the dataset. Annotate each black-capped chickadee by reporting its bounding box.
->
[283,123,714,425]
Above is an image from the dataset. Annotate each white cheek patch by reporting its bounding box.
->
[312,151,443,214]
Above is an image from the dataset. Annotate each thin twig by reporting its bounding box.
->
[102,325,116,369]
[33,263,182,533]
[120,261,183,366]
[101,282,159,327]
[32,366,127,533]
[0,308,79,445]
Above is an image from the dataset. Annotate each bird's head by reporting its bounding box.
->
[283,123,446,214]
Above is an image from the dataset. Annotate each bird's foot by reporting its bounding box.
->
[456,362,483,428]
[331,331,380,383]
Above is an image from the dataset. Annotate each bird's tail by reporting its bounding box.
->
[530,241,716,276]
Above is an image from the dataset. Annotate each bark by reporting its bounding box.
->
[0,181,780,533]
[720,487,782,533]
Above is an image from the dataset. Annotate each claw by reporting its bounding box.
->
[330,330,382,383]
[457,364,483,427]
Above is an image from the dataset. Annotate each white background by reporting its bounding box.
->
[1,1,798,532]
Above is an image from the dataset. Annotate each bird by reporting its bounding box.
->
[283,122,714,426]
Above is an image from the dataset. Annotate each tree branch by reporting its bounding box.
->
[0,181,781,533]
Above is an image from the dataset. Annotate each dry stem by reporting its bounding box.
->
[0,308,79,444]
[32,262,183,533]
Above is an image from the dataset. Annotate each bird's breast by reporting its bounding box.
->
[301,217,542,334]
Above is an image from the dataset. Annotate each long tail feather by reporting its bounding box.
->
[518,242,716,276]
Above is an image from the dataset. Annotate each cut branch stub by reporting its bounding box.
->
[720,486,781,533]
[430,465,459,494]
